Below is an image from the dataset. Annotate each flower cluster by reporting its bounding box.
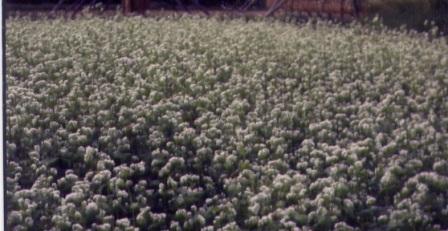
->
[6,15,448,230]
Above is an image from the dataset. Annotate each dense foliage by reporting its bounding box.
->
[6,15,448,230]
[366,0,448,31]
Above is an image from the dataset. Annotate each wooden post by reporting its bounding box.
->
[122,0,131,14]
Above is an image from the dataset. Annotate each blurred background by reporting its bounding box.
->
[4,0,448,33]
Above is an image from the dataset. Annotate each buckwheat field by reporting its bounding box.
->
[6,15,448,230]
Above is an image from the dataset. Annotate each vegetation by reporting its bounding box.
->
[6,15,448,230]
[366,0,448,31]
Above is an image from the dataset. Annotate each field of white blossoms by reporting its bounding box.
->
[5,15,448,230]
